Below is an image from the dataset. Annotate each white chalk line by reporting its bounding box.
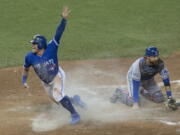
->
[159,120,180,126]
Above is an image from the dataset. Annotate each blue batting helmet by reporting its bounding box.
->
[30,34,47,50]
[145,46,159,56]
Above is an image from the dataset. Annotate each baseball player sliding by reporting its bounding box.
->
[111,46,177,110]
[22,6,86,125]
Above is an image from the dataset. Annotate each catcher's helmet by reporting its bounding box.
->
[30,34,47,50]
[145,46,159,56]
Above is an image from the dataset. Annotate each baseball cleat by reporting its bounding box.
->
[70,113,80,125]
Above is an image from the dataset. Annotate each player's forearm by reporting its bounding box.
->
[160,68,173,98]
[54,18,67,44]
[22,67,29,84]
[161,68,170,86]
[132,80,140,103]
[163,78,172,98]
[132,79,140,109]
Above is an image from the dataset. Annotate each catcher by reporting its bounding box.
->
[110,46,178,110]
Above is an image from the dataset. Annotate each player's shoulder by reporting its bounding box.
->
[25,52,36,59]
[25,52,34,57]
[158,58,164,63]
[133,57,144,65]
[129,57,143,70]
[45,39,59,52]
[139,57,145,62]
[48,39,59,46]
[24,52,34,67]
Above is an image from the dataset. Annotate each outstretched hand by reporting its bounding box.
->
[61,6,71,19]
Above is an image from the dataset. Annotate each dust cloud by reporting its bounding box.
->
[31,64,172,132]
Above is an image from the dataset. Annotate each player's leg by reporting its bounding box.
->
[42,67,80,124]
[57,67,80,124]
[58,66,87,109]
[110,74,133,106]
[69,95,87,109]
[140,78,164,103]
[110,87,133,106]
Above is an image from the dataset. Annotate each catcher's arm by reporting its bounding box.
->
[159,68,173,98]
[159,68,178,110]
[164,83,178,111]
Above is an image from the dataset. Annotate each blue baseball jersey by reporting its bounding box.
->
[24,18,67,84]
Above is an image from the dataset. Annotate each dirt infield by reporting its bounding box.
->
[0,53,180,135]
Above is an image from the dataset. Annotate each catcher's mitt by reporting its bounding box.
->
[165,98,178,111]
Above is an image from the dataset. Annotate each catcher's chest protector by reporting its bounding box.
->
[139,58,164,80]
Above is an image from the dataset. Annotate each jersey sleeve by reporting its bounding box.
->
[23,54,31,68]
[131,59,141,81]
[45,18,67,53]
[128,58,141,103]
[53,18,67,46]
[46,40,58,53]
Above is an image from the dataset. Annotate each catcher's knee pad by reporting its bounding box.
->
[151,91,164,103]
[110,88,124,103]
[141,89,164,103]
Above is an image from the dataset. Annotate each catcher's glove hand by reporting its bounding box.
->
[165,98,178,111]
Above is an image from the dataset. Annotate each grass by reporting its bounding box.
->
[0,0,180,68]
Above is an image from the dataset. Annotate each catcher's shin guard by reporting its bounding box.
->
[110,88,133,106]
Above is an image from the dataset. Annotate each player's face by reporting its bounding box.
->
[147,56,159,65]
[32,44,39,53]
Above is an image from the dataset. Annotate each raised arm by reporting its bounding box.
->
[54,6,71,44]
